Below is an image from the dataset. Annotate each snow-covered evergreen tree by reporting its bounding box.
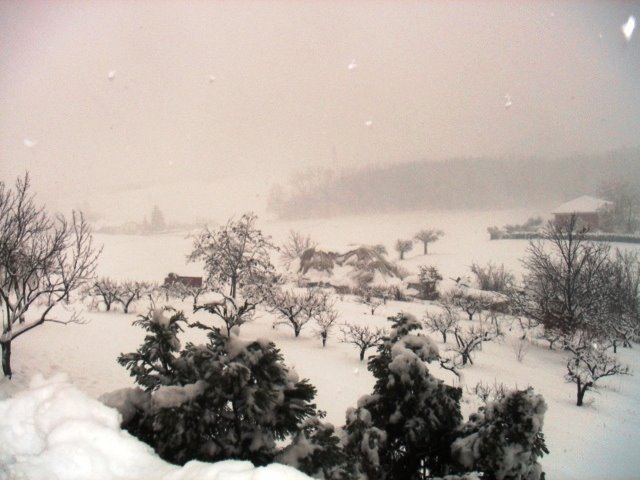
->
[451,388,548,480]
[117,306,323,467]
[343,313,463,479]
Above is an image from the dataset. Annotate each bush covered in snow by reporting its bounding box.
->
[342,313,549,480]
[114,306,350,477]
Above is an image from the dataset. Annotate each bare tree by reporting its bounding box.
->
[280,230,316,268]
[449,320,500,366]
[521,216,612,338]
[269,287,331,338]
[316,308,339,347]
[341,323,386,361]
[414,229,444,255]
[565,342,629,406]
[445,289,492,321]
[85,277,120,312]
[395,239,413,260]
[357,287,384,315]
[115,280,153,314]
[597,180,640,233]
[0,174,100,377]
[423,305,459,343]
[188,213,277,300]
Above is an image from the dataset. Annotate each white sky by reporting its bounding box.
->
[1,1,639,221]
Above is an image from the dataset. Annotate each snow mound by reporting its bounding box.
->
[0,374,312,480]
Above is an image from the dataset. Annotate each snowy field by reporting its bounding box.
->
[2,208,640,479]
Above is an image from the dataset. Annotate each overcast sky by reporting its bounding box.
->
[1,1,639,221]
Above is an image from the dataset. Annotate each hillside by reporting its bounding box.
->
[268,149,640,219]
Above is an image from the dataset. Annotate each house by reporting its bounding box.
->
[163,273,203,289]
[552,195,613,230]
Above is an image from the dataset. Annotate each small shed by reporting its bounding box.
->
[552,195,613,230]
[164,273,203,289]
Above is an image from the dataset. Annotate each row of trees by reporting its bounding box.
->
[395,228,444,260]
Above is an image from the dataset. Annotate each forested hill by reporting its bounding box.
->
[267,149,640,219]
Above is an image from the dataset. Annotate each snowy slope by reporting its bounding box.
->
[2,208,640,479]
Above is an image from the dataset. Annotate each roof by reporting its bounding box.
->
[552,195,613,214]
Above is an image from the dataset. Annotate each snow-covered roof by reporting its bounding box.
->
[552,195,612,214]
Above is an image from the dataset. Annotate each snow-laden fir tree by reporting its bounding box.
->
[343,313,462,479]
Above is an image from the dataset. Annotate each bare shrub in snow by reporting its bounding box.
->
[513,337,531,362]
[394,239,413,260]
[0,173,100,377]
[340,323,386,361]
[468,380,508,403]
[470,262,515,293]
[281,230,317,268]
[565,341,630,406]
[414,228,444,255]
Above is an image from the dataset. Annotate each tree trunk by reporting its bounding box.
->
[441,332,447,343]
[294,324,301,337]
[400,252,404,260]
[424,243,428,255]
[322,334,327,347]
[1,340,12,378]
[360,348,366,361]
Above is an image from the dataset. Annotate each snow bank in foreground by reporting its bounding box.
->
[0,374,311,480]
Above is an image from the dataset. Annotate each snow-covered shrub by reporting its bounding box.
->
[343,313,463,479]
[278,416,355,480]
[117,307,324,467]
[470,262,514,293]
[451,388,548,480]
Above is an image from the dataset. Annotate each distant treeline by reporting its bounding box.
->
[267,149,640,219]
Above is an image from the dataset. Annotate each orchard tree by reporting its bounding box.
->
[414,228,444,255]
[269,287,331,338]
[115,280,152,314]
[188,213,277,300]
[423,305,459,343]
[86,277,120,312]
[0,174,100,377]
[565,341,629,406]
[315,308,340,348]
[340,323,386,361]
[394,239,413,260]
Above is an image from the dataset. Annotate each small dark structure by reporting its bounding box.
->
[163,273,203,288]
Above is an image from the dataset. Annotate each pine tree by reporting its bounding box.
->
[344,313,462,479]
[150,205,166,232]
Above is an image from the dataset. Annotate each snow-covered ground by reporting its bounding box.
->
[2,208,640,479]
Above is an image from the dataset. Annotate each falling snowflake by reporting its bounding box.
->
[347,59,358,71]
[622,15,635,42]
[504,94,513,109]
[108,70,116,80]
[364,120,373,127]
[23,138,37,148]
[209,75,216,83]
[353,368,359,375]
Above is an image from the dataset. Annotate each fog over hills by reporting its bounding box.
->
[268,148,640,219]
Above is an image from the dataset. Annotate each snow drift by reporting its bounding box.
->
[0,374,312,480]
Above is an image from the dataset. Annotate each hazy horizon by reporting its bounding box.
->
[1,1,639,223]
